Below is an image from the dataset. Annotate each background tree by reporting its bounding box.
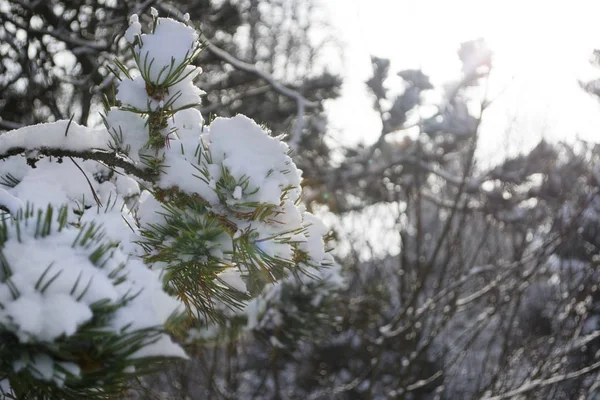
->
[133,36,600,400]
[294,41,600,399]
[156,38,600,399]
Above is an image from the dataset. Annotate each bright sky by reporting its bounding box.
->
[323,0,600,165]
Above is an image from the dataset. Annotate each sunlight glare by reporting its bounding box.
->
[324,0,600,155]
[476,1,595,82]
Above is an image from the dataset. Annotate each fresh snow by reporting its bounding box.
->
[0,188,23,215]
[207,115,302,206]
[0,120,111,154]
[133,17,198,84]
[0,10,335,393]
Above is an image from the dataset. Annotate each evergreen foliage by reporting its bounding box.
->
[0,9,338,399]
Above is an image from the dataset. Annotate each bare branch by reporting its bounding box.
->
[483,360,600,400]
[0,120,23,131]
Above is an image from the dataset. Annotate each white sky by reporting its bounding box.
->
[322,0,600,165]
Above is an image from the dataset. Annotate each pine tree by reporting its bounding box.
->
[0,9,336,399]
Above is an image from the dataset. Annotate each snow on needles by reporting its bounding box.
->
[132,17,198,84]
[207,115,302,206]
[0,10,337,394]
[0,208,185,383]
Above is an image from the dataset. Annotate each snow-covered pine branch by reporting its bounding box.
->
[0,9,337,398]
